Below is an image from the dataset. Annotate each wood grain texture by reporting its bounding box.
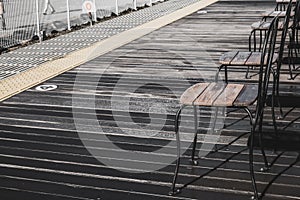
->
[180,83,210,105]
[219,51,238,65]
[194,83,225,106]
[262,10,287,18]
[230,52,252,65]
[213,84,244,106]
[245,52,261,66]
[234,84,258,106]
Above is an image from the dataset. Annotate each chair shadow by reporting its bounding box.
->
[178,147,248,191]
[260,154,300,199]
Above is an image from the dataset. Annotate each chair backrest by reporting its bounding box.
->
[254,17,279,128]
[290,0,300,39]
[275,0,296,11]
[276,0,293,75]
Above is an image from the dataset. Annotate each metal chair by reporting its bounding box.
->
[169,17,279,200]
[249,0,293,53]
[286,0,300,79]
[217,0,292,81]
[249,59,300,199]
[276,0,297,11]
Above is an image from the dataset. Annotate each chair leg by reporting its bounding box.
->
[270,77,280,162]
[259,135,270,172]
[215,65,228,83]
[249,130,260,200]
[191,106,199,165]
[275,74,284,119]
[259,30,263,52]
[244,108,260,200]
[288,48,295,80]
[245,66,251,79]
[246,30,255,79]
[258,116,270,172]
[249,30,254,51]
[224,65,228,83]
[253,30,257,52]
[169,105,185,195]
[256,104,270,171]
[294,48,298,63]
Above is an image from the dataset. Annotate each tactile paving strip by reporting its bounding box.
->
[0,0,218,101]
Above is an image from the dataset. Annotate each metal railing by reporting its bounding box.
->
[0,0,164,50]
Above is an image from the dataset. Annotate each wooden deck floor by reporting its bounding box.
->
[0,0,299,199]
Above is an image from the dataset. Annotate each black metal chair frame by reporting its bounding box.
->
[287,0,300,79]
[218,2,292,195]
[169,17,279,200]
[249,0,293,53]
[270,0,293,119]
[276,0,297,11]
[216,1,291,83]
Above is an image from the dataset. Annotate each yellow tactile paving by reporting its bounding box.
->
[0,0,218,102]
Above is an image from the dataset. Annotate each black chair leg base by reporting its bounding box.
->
[277,115,284,120]
[260,166,270,172]
[169,188,181,196]
[251,195,261,200]
[190,159,199,166]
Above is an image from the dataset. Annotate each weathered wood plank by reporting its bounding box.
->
[262,10,287,18]
[193,83,225,106]
[219,51,238,65]
[180,83,210,105]
[213,84,244,106]
[245,52,261,66]
[233,84,258,106]
[251,21,271,30]
[230,52,252,65]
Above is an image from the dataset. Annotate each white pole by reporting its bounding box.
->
[66,0,71,30]
[133,0,137,10]
[115,0,119,15]
[93,0,97,22]
[149,0,152,6]
[35,0,41,42]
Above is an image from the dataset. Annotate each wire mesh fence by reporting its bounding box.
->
[0,0,161,51]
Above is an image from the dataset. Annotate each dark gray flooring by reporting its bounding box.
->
[0,0,299,199]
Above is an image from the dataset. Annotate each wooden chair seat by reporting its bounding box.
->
[261,10,293,18]
[219,51,278,66]
[180,82,258,107]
